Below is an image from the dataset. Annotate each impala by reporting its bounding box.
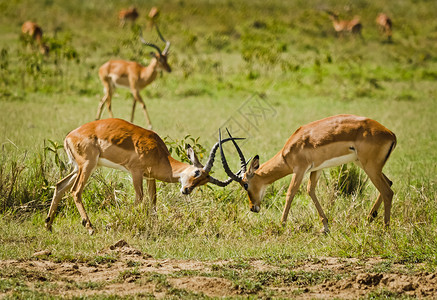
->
[325,11,362,37]
[220,115,396,233]
[45,118,241,234]
[147,7,160,30]
[376,13,392,41]
[119,7,139,27]
[21,21,49,55]
[95,26,171,129]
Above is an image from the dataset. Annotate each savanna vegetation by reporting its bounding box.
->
[0,0,436,298]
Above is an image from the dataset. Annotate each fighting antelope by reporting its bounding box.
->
[220,115,396,233]
[21,21,49,55]
[325,10,362,37]
[95,26,171,129]
[45,118,241,234]
[376,13,392,42]
[119,7,139,27]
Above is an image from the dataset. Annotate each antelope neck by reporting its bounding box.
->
[163,156,192,183]
[255,152,291,185]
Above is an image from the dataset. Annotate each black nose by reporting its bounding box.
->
[182,188,190,195]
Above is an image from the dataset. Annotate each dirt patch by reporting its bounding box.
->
[1,241,436,298]
[168,276,235,298]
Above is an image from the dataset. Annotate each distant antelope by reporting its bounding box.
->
[147,7,160,30]
[325,10,362,37]
[376,13,392,41]
[95,26,171,129]
[45,118,242,234]
[119,7,139,27]
[21,21,49,55]
[220,115,396,234]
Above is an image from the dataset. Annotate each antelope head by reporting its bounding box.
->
[180,137,245,195]
[219,129,264,213]
[139,25,171,73]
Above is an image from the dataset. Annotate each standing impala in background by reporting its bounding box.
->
[325,10,362,37]
[45,118,242,234]
[21,21,49,55]
[147,7,160,30]
[376,13,393,42]
[119,7,139,27]
[220,115,396,233]
[95,26,171,129]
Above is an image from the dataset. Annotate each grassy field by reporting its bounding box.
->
[1,0,437,298]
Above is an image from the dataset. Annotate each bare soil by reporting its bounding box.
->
[1,240,436,299]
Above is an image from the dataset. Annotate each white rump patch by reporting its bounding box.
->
[309,153,358,172]
[98,158,129,172]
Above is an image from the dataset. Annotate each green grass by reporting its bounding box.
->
[0,0,437,273]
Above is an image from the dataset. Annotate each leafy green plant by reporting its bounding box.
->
[163,135,206,163]
[44,139,67,175]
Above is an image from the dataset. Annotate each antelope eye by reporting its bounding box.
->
[194,170,201,178]
[243,183,249,190]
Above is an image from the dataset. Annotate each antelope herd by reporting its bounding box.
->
[17,7,397,234]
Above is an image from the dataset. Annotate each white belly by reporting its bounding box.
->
[98,158,129,172]
[109,74,130,88]
[309,153,358,172]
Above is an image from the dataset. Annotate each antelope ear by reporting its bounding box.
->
[186,144,203,168]
[247,155,260,177]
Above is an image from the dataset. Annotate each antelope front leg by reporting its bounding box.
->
[307,171,329,234]
[131,170,144,205]
[132,89,152,129]
[281,172,305,226]
[146,178,157,214]
[131,98,137,123]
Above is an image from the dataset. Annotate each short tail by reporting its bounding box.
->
[384,136,397,165]
[64,137,78,172]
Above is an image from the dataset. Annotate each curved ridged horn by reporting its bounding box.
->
[208,169,243,187]
[139,28,162,55]
[203,137,244,173]
[155,25,171,55]
[208,176,233,187]
[219,129,245,183]
[226,128,247,173]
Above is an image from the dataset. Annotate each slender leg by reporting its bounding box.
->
[131,170,144,204]
[367,173,393,222]
[106,96,114,118]
[360,165,394,228]
[307,171,329,233]
[281,171,305,225]
[131,89,152,129]
[96,95,108,120]
[96,81,113,120]
[131,98,137,123]
[70,160,98,235]
[45,171,77,231]
[146,179,157,214]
